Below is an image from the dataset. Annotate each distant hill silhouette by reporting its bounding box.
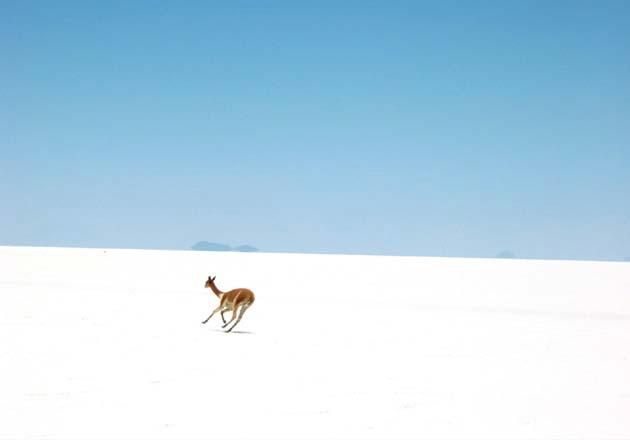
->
[191,241,258,252]
[496,250,516,259]
[233,245,258,252]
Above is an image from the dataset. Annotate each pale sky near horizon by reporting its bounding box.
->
[1,1,629,261]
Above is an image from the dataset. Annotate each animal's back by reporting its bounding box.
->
[220,288,255,308]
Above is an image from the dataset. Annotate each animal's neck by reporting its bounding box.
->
[208,282,224,298]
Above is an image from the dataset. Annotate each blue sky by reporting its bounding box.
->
[1,0,629,260]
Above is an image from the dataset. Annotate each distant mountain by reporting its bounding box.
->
[233,245,258,252]
[191,241,258,252]
[191,242,232,251]
[496,250,516,259]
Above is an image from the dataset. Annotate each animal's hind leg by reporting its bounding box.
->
[202,306,223,324]
[222,308,239,328]
[226,304,250,333]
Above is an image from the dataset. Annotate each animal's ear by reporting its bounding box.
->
[211,276,216,282]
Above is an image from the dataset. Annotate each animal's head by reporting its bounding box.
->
[205,275,216,288]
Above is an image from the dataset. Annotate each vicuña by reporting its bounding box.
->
[201,275,255,333]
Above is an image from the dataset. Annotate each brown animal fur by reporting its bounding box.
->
[201,275,255,333]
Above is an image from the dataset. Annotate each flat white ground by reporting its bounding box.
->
[1,246,629,439]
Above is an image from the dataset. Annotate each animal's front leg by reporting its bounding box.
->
[202,306,222,324]
[220,309,228,324]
